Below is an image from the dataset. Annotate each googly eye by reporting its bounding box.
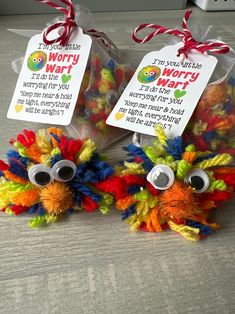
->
[185,168,210,193]
[118,82,127,95]
[52,160,76,182]
[38,58,42,62]
[106,89,119,107]
[147,165,175,190]
[28,164,53,187]
[150,71,155,75]
[144,72,148,76]
[33,58,37,62]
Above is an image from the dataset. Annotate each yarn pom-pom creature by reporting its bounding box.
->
[0,128,119,227]
[111,126,235,241]
[185,78,235,155]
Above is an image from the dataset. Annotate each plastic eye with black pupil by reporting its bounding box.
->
[147,165,175,190]
[106,89,119,107]
[28,164,53,187]
[185,168,210,193]
[118,82,127,95]
[52,160,76,182]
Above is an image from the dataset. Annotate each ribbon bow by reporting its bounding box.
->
[132,10,230,59]
[36,0,120,57]
[35,0,77,46]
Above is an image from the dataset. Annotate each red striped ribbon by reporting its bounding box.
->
[132,10,230,58]
[35,0,77,45]
[35,0,118,53]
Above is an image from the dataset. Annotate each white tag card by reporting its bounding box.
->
[107,43,217,137]
[8,27,92,125]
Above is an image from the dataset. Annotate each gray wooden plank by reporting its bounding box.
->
[0,6,235,314]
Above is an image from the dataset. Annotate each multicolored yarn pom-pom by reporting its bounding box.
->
[0,128,117,227]
[112,125,235,241]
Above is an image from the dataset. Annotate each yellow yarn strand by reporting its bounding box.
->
[0,180,13,207]
[196,153,232,169]
[209,180,227,192]
[28,214,57,228]
[36,129,52,154]
[127,213,145,231]
[154,124,167,146]
[99,193,113,214]
[185,144,196,152]
[13,142,28,157]
[144,146,161,163]
[176,160,192,180]
[168,221,200,241]
[115,162,145,175]
[78,139,96,162]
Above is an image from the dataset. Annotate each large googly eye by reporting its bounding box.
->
[33,58,37,62]
[28,164,53,187]
[150,71,155,75]
[106,89,119,107]
[38,58,42,62]
[144,72,148,75]
[52,160,76,182]
[185,168,210,193]
[147,165,175,190]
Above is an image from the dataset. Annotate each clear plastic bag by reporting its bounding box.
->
[69,37,134,149]
[9,5,134,150]
[184,72,235,155]
[138,26,235,158]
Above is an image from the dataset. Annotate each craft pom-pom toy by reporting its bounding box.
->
[113,125,235,241]
[0,128,119,227]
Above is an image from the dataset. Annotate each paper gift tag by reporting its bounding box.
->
[8,27,92,125]
[107,42,217,137]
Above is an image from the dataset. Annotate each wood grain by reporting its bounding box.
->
[0,5,235,314]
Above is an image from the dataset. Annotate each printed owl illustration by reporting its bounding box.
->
[99,125,235,241]
[137,65,161,84]
[0,128,119,227]
[27,51,47,71]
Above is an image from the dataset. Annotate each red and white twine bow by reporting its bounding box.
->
[132,10,230,58]
[36,0,119,54]
[36,0,76,46]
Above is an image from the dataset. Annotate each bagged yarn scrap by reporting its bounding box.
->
[185,77,235,157]
[106,125,235,241]
[0,128,118,227]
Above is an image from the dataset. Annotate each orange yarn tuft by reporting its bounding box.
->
[182,151,196,163]
[47,128,63,148]
[4,170,28,184]
[214,115,235,130]
[146,206,163,232]
[11,188,40,207]
[26,144,42,163]
[159,181,200,221]
[40,181,74,215]
[116,196,134,210]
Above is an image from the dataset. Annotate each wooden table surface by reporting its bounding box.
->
[0,5,234,314]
